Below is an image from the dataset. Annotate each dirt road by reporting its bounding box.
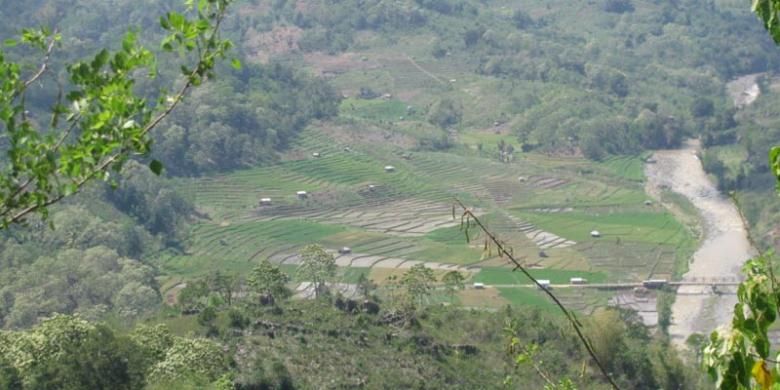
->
[645,140,756,346]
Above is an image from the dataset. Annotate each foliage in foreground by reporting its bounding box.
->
[0,0,234,227]
[0,314,230,389]
[0,297,704,389]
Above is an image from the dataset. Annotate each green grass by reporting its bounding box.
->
[416,225,487,264]
[514,210,692,245]
[600,155,646,182]
[409,243,484,265]
[496,286,613,315]
[496,288,557,312]
[339,97,420,122]
[474,267,607,285]
[190,219,348,250]
[459,131,520,148]
[154,220,350,277]
[424,225,470,245]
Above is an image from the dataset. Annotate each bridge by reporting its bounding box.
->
[487,276,742,295]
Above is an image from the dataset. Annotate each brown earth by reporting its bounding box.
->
[244,25,303,63]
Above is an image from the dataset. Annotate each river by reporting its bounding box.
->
[642,73,761,346]
[645,140,756,345]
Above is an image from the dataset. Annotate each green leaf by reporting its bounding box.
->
[149,159,163,175]
[4,39,17,47]
[770,146,780,190]
[168,12,185,30]
[161,40,174,52]
[231,58,241,70]
[160,15,171,30]
[122,31,137,52]
[91,49,109,71]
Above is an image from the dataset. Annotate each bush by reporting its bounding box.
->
[690,98,715,118]
[197,307,217,327]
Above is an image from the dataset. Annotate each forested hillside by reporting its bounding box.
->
[1,0,777,388]
[698,74,780,252]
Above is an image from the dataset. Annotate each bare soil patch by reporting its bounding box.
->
[303,52,382,77]
[321,123,418,150]
[244,26,303,63]
[458,288,510,308]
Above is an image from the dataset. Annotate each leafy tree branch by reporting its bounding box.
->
[0,0,235,227]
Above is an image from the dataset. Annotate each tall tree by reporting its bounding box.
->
[207,271,238,307]
[355,272,377,300]
[297,244,336,299]
[441,270,465,302]
[401,264,436,307]
[247,260,290,304]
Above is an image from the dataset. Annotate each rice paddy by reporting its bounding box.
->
[153,45,698,312]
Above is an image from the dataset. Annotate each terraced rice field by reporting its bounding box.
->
[474,267,607,285]
[493,287,611,315]
[600,155,646,182]
[156,121,695,310]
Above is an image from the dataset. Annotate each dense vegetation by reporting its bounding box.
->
[153,64,340,175]
[2,0,779,388]
[698,78,780,252]
[1,280,704,389]
[253,0,780,158]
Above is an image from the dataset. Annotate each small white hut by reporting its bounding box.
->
[296,191,308,199]
[259,198,272,206]
[384,165,395,172]
[590,230,601,238]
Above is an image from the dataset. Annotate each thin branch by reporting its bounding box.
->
[0,114,82,214]
[519,344,556,388]
[53,115,80,151]
[749,352,780,364]
[454,198,621,390]
[22,32,58,90]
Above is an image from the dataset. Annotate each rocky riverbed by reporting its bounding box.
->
[645,139,756,345]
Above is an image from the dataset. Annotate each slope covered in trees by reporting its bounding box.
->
[1,0,777,388]
[251,0,780,158]
[1,298,705,389]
